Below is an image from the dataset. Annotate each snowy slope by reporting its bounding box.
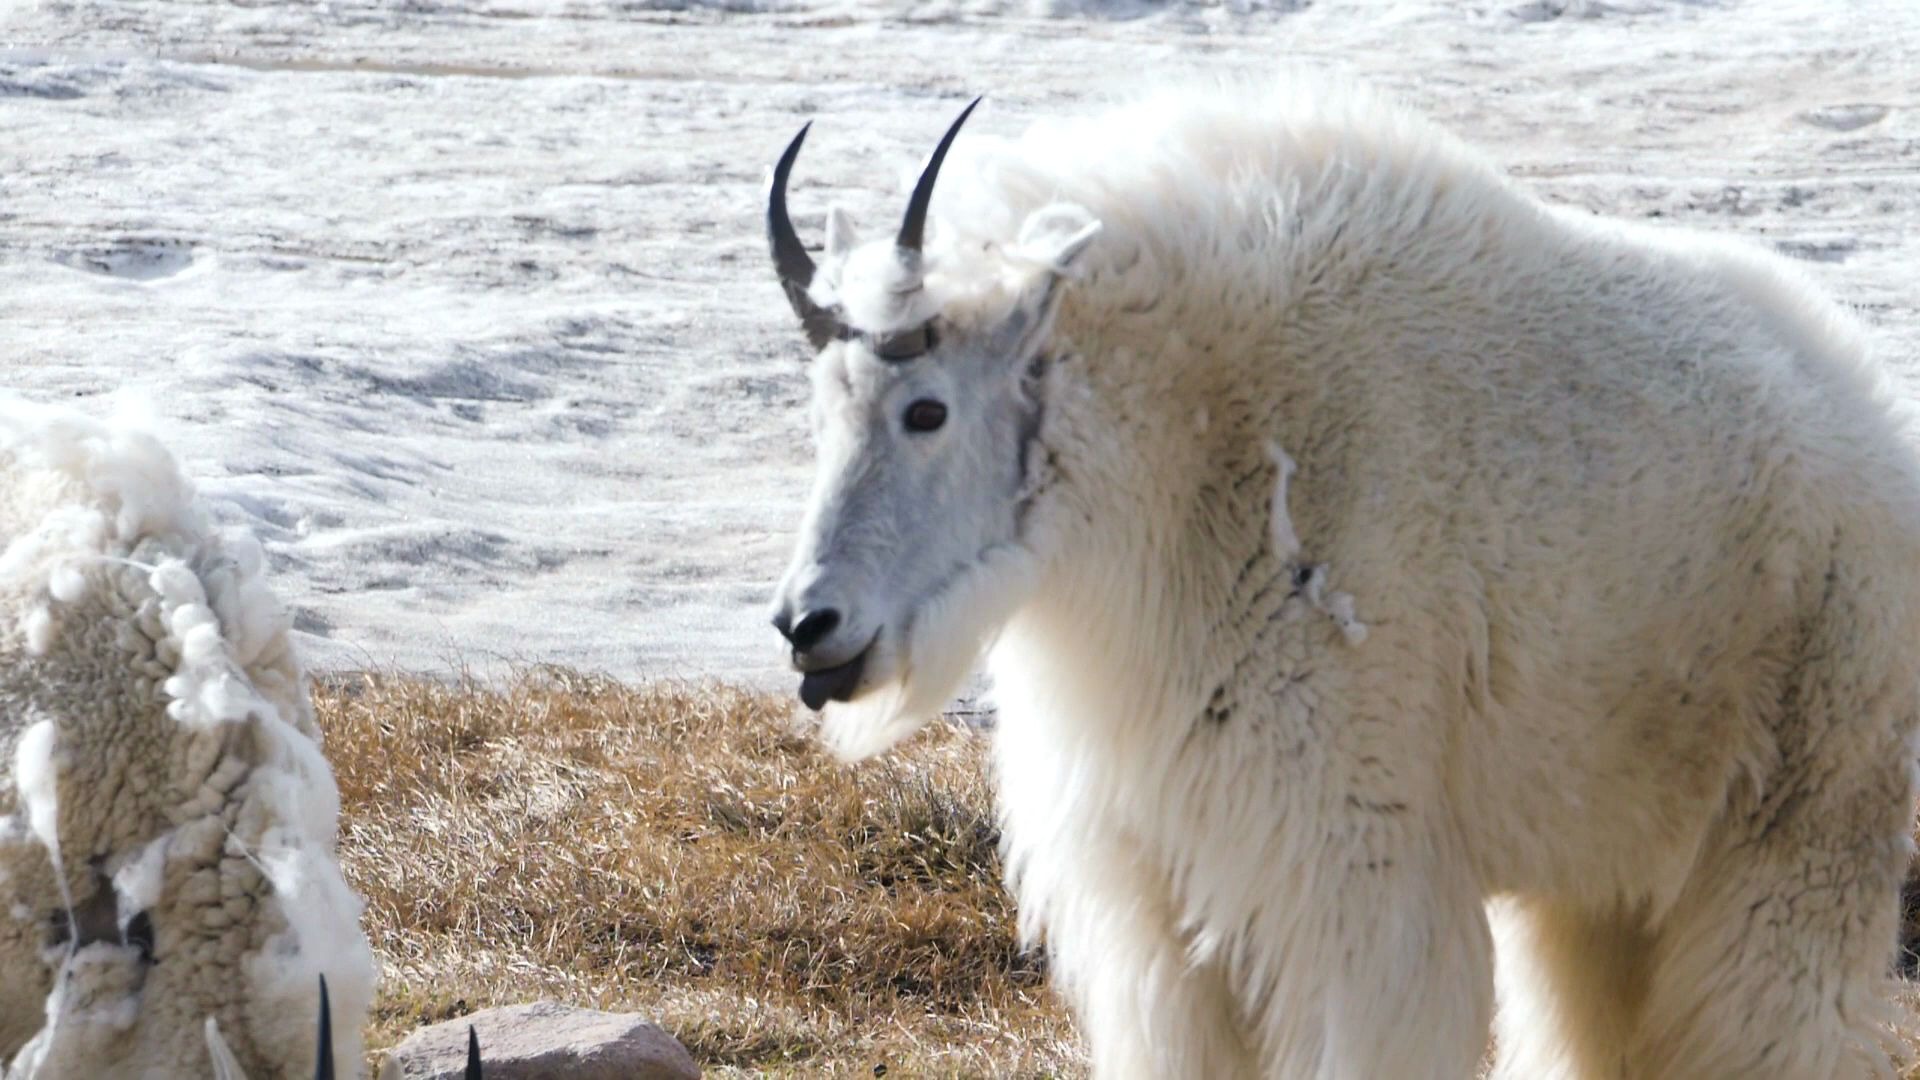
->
[1,0,1914,685]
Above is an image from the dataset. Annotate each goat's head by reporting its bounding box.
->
[766,99,1102,759]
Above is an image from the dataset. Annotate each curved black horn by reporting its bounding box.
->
[897,97,982,257]
[767,122,839,350]
[768,123,816,292]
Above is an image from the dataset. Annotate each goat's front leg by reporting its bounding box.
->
[1246,810,1494,1079]
[1029,834,1260,1079]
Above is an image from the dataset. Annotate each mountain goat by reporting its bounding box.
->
[764,79,1920,1078]
[0,400,374,1079]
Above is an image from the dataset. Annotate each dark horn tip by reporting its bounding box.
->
[314,974,334,1080]
[777,121,812,174]
[466,1025,483,1080]
[767,121,815,278]
[897,96,985,256]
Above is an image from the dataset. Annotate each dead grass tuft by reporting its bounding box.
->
[318,669,1081,1077]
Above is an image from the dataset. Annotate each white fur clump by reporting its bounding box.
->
[782,74,1920,1079]
[1298,563,1367,646]
[809,243,939,334]
[1264,442,1301,560]
[11,723,63,890]
[0,396,373,1079]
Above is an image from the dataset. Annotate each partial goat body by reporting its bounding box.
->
[0,401,373,1079]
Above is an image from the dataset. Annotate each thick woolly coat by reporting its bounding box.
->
[815,80,1920,1077]
[0,405,373,1079]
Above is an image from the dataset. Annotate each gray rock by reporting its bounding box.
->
[378,1002,699,1080]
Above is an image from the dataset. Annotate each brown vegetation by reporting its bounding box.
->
[320,669,1920,1078]
[318,670,1081,1078]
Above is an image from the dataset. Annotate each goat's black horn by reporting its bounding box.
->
[768,122,839,350]
[896,97,982,257]
[466,1025,483,1079]
[314,975,334,1080]
[768,123,816,291]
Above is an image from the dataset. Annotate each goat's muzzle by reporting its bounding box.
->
[798,642,871,711]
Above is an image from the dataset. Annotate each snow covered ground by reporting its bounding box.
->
[2,0,1914,688]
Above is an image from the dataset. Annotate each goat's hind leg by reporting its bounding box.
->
[1629,635,1916,1078]
[1488,895,1652,1080]
[1628,803,1909,1078]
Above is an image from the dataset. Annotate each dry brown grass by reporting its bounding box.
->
[319,668,1920,1078]
[317,669,1082,1078]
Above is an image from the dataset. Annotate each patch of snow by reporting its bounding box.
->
[0,0,1910,686]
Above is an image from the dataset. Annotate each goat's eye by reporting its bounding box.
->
[904,399,948,433]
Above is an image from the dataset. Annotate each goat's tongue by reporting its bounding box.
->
[799,652,866,711]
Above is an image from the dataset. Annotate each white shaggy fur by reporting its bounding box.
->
[775,76,1920,1078]
[0,398,374,1079]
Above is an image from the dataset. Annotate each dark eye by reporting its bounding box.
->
[904,399,948,433]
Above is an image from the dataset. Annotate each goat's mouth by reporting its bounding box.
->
[798,639,875,711]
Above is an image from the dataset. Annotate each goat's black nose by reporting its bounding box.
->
[778,608,841,653]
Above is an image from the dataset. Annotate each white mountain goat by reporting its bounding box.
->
[764,80,1920,1078]
[0,400,374,1078]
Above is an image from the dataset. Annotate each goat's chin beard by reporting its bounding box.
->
[815,540,1040,762]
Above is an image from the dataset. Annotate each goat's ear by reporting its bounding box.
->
[985,203,1102,361]
[1009,202,1102,279]
[825,207,860,260]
